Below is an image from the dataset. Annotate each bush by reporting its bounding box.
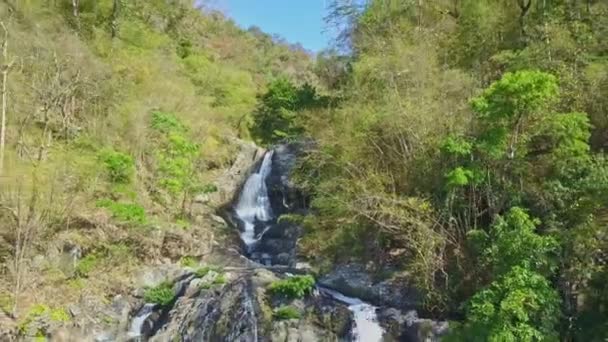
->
[151,111,186,134]
[273,306,301,320]
[96,199,147,224]
[194,266,211,278]
[180,256,198,268]
[99,149,134,184]
[144,282,175,307]
[267,275,315,299]
[213,273,226,285]
[75,253,101,277]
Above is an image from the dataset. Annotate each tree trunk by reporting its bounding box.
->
[72,0,79,17]
[111,0,121,38]
[517,0,533,45]
[0,22,9,176]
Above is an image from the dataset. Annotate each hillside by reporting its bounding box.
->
[0,0,314,338]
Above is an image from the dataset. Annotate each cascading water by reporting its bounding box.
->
[231,147,386,342]
[235,151,275,248]
[127,303,156,340]
[319,287,384,342]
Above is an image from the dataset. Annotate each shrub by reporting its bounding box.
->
[96,199,147,224]
[151,111,186,134]
[213,273,226,285]
[75,253,101,277]
[18,304,70,335]
[180,256,198,268]
[99,149,134,184]
[144,282,175,307]
[273,306,301,320]
[194,266,211,278]
[267,275,315,299]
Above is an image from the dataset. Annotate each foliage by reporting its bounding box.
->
[179,256,198,268]
[470,207,558,276]
[302,1,608,337]
[75,253,101,277]
[99,149,135,184]
[18,304,70,335]
[273,306,301,320]
[471,71,559,159]
[212,273,226,285]
[250,78,328,145]
[143,282,175,307]
[193,266,210,278]
[267,275,315,299]
[96,199,147,225]
[150,111,201,214]
[450,266,560,342]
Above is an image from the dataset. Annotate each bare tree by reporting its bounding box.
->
[0,20,16,176]
[72,0,80,17]
[517,0,533,43]
[111,0,121,38]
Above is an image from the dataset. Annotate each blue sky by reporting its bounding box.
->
[220,0,331,52]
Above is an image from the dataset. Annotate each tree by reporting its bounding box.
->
[250,78,327,145]
[450,266,561,342]
[471,70,558,160]
[451,208,561,341]
[0,20,15,176]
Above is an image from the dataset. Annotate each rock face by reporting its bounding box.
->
[140,269,355,342]
[319,264,422,312]
[211,139,266,210]
[150,276,260,342]
[378,308,449,342]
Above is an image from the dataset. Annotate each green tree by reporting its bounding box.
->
[472,70,558,160]
[451,266,560,342]
[453,208,560,341]
[250,78,326,145]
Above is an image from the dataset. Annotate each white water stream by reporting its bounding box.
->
[235,151,274,247]
[127,303,156,339]
[233,148,385,341]
[319,287,384,342]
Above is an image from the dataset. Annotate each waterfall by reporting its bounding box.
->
[127,303,156,340]
[235,150,274,247]
[318,287,385,342]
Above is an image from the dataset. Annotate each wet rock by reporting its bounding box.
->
[319,263,422,311]
[378,308,449,342]
[267,143,308,217]
[149,276,259,342]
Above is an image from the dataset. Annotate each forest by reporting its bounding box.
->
[0,0,606,341]
[249,0,608,340]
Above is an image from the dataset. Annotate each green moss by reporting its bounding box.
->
[194,266,211,278]
[213,273,226,285]
[50,308,70,322]
[273,306,301,320]
[267,275,315,299]
[144,282,175,307]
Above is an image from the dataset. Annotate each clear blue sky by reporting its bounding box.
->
[221,0,330,52]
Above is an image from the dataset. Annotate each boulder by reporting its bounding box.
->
[378,308,449,342]
[319,263,422,311]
